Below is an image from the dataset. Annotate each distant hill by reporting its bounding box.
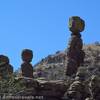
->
[33,43,100,80]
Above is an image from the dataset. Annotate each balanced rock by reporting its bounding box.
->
[66,16,85,76]
[21,49,33,78]
[0,55,13,79]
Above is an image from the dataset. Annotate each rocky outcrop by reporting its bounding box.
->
[15,78,68,100]
[33,51,67,80]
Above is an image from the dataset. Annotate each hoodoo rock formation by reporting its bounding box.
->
[65,16,85,76]
[21,49,34,78]
[0,55,13,79]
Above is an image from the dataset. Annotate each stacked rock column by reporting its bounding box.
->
[21,49,34,78]
[66,16,85,77]
[0,55,13,79]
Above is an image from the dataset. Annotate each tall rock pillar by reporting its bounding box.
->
[66,16,85,76]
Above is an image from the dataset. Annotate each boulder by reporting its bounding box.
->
[69,16,85,33]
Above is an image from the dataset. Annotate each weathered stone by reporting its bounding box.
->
[69,16,85,33]
[89,75,100,100]
[64,74,90,100]
[21,63,33,78]
[66,16,85,76]
[22,78,39,88]
[37,81,67,100]
[0,55,13,79]
[66,59,78,76]
[38,80,67,93]
[21,49,34,78]
[67,35,83,51]
[21,49,33,62]
[15,79,68,100]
